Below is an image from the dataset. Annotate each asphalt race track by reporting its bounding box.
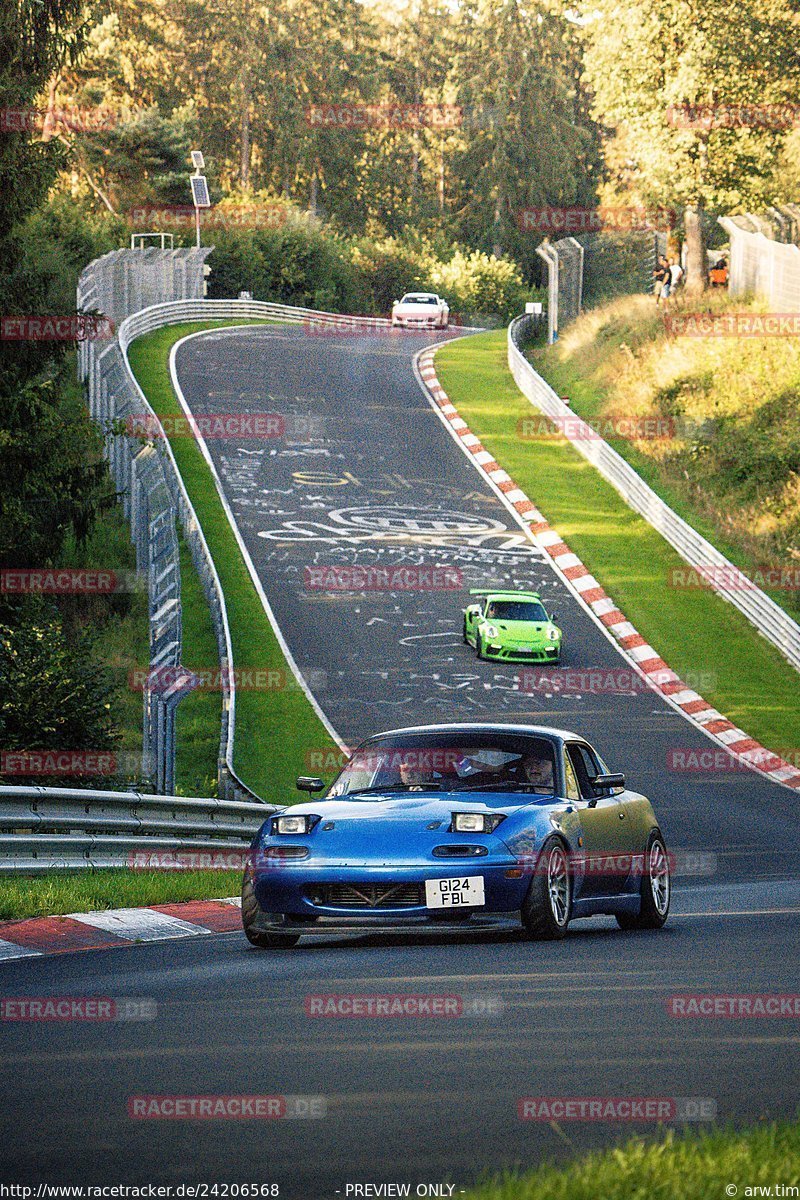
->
[1,325,798,1195]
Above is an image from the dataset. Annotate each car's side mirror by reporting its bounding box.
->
[592,772,625,791]
[466,604,480,616]
[296,776,325,792]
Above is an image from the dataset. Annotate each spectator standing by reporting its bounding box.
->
[653,254,670,305]
[668,258,684,301]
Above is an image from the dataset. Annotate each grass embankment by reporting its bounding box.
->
[128,321,340,802]
[435,330,800,755]
[535,292,800,623]
[0,869,243,922]
[463,1123,800,1200]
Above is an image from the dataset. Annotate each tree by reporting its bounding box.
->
[0,601,120,786]
[580,0,800,291]
[450,0,601,271]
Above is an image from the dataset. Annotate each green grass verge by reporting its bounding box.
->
[463,1123,800,1200]
[0,869,242,922]
[127,321,340,804]
[435,331,800,754]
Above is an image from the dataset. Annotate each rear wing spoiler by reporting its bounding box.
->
[468,588,541,599]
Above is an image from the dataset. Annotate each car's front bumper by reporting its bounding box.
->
[482,641,561,662]
[247,909,524,937]
[392,316,447,328]
[251,860,529,922]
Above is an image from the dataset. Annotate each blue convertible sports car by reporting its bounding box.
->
[242,723,671,948]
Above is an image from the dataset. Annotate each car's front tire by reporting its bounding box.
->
[476,633,487,660]
[521,837,571,940]
[616,832,670,931]
[242,874,300,949]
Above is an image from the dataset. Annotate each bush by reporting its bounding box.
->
[206,212,365,312]
[0,598,120,786]
[424,248,535,324]
[204,211,536,320]
[348,237,427,313]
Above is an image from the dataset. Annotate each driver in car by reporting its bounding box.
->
[522,753,555,793]
[398,759,436,791]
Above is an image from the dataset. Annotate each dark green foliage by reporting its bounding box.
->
[0,598,120,785]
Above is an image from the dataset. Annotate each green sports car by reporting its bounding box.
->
[463,589,563,663]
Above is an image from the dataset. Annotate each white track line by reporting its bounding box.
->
[67,908,211,941]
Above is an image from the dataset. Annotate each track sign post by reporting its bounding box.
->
[189,151,210,248]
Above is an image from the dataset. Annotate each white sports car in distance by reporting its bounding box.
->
[391,292,450,329]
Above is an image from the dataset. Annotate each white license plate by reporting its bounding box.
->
[517,645,533,653]
[425,876,485,909]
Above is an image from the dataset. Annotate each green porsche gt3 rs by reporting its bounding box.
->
[463,589,562,663]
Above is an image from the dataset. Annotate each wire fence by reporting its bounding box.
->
[536,232,662,342]
[719,216,800,309]
[77,248,247,800]
[78,250,389,800]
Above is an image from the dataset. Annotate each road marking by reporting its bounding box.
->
[0,938,41,961]
[67,908,212,941]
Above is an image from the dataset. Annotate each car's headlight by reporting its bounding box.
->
[272,814,314,835]
[483,624,499,639]
[548,627,560,641]
[452,812,506,833]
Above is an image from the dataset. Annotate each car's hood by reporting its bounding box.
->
[479,619,553,637]
[261,792,551,865]
[282,792,536,822]
[394,302,443,314]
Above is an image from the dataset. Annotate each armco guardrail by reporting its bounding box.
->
[0,784,274,874]
[508,315,800,673]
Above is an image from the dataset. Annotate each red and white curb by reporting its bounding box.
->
[0,898,242,964]
[416,347,800,794]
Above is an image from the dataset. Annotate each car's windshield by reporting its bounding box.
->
[327,732,557,798]
[485,599,548,622]
[402,294,438,305]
